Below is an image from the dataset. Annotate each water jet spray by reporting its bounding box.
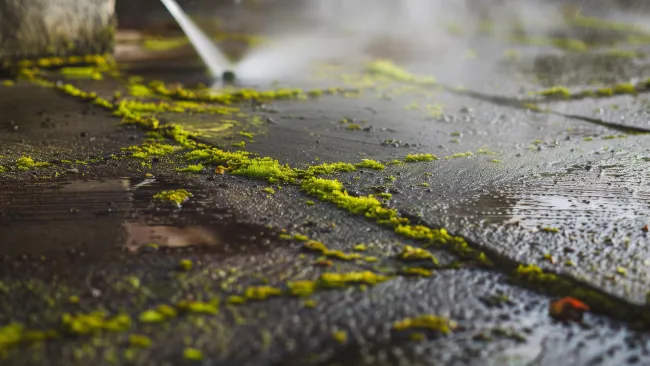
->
[160,0,232,79]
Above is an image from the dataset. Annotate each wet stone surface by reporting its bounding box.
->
[2,1,650,365]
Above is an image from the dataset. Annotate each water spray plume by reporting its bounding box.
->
[160,0,233,79]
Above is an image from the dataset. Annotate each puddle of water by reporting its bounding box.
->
[0,178,276,258]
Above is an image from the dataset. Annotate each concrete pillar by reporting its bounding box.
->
[0,0,116,62]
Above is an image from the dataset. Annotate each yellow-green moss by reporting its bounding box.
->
[176,300,218,315]
[177,164,204,173]
[401,267,433,277]
[244,286,282,300]
[365,60,436,85]
[305,162,356,176]
[263,187,275,195]
[399,245,439,265]
[61,312,131,335]
[332,330,348,344]
[183,348,203,361]
[15,156,50,170]
[179,259,193,271]
[153,189,193,207]
[538,86,571,98]
[355,159,386,170]
[404,154,437,162]
[230,157,297,184]
[393,315,457,334]
[128,334,152,348]
[123,143,177,159]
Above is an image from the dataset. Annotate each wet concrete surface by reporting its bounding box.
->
[2,2,650,365]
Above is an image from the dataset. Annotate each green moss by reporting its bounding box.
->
[232,141,246,148]
[305,162,356,176]
[399,245,438,264]
[613,83,636,94]
[332,331,348,344]
[153,189,193,207]
[60,67,103,80]
[177,164,204,173]
[541,227,560,233]
[445,152,473,159]
[538,86,571,98]
[393,315,456,334]
[404,154,437,162]
[355,159,385,170]
[353,244,368,251]
[400,267,433,277]
[287,280,317,297]
[365,60,436,85]
[15,156,50,170]
[176,300,219,315]
[123,143,177,159]
[238,131,255,140]
[491,159,502,163]
[0,166,5,173]
[179,259,193,271]
[421,182,429,187]
[128,334,152,348]
[293,234,309,241]
[230,157,297,184]
[183,348,203,361]
[143,37,188,51]
[263,187,275,195]
[61,312,131,335]
[244,286,282,300]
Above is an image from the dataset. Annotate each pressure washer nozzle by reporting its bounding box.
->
[222,70,236,83]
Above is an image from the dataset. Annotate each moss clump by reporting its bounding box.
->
[230,157,297,184]
[332,331,348,344]
[183,348,203,361]
[15,156,50,170]
[401,267,433,277]
[445,152,474,159]
[179,259,193,271]
[177,164,204,173]
[0,166,5,173]
[176,300,218,315]
[122,143,177,159]
[139,305,177,324]
[404,154,437,162]
[318,271,389,288]
[538,86,571,98]
[365,60,436,85]
[399,245,439,265]
[302,241,363,261]
[393,315,457,334]
[305,162,356,176]
[60,67,103,80]
[613,83,636,94]
[61,312,131,335]
[244,286,282,300]
[355,159,385,170]
[263,187,275,195]
[153,189,193,207]
[128,334,152,348]
[287,281,317,297]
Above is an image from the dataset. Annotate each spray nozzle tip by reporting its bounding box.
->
[222,70,236,83]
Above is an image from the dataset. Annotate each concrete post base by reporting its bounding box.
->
[0,0,116,62]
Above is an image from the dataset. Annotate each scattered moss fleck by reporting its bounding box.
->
[153,189,193,207]
[404,154,437,162]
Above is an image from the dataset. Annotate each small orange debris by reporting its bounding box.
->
[549,297,589,322]
[643,225,649,232]
[215,166,227,174]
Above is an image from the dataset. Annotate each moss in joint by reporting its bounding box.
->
[153,189,193,207]
[393,315,457,334]
[404,153,438,162]
[15,156,50,170]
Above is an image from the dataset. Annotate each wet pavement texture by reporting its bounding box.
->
[2,1,650,365]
